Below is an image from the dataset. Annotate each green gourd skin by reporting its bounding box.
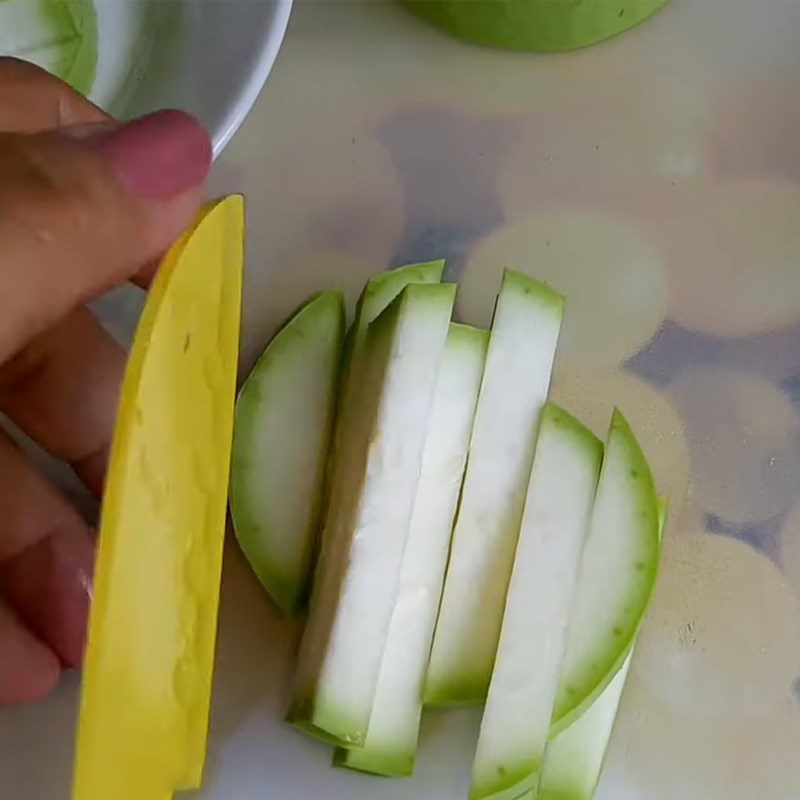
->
[401,0,669,52]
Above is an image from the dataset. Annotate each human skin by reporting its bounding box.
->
[0,57,212,705]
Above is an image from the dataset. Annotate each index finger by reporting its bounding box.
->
[0,58,191,291]
[0,110,211,364]
[0,57,109,132]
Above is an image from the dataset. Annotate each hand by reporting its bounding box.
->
[0,58,212,705]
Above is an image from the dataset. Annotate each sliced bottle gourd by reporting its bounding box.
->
[550,409,660,736]
[340,260,446,391]
[335,323,488,777]
[318,261,446,600]
[229,291,345,616]
[0,0,98,95]
[537,653,633,800]
[330,261,446,486]
[425,269,564,706]
[232,263,443,616]
[537,501,667,800]
[469,404,603,800]
[287,282,456,747]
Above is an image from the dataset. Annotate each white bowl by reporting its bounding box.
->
[99,0,293,154]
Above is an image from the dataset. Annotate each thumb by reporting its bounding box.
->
[0,110,212,363]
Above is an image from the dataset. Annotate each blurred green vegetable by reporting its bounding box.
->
[401,0,669,52]
[0,0,98,94]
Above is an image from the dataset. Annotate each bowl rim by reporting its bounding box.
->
[211,0,294,157]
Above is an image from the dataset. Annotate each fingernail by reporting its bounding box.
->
[89,110,212,200]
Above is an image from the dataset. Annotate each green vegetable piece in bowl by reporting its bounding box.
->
[0,0,98,94]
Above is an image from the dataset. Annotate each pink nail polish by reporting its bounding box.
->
[91,109,212,200]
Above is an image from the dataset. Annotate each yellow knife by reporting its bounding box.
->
[72,195,244,800]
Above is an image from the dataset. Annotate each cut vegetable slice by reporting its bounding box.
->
[60,0,97,95]
[539,653,633,800]
[469,404,602,800]
[0,0,98,95]
[288,282,456,747]
[551,409,660,735]
[321,261,446,582]
[341,260,446,389]
[332,262,445,473]
[538,502,667,800]
[335,323,488,776]
[355,260,446,337]
[230,291,345,616]
[425,269,564,705]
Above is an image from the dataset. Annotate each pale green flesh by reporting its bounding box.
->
[336,323,488,776]
[340,260,446,390]
[289,283,455,746]
[326,260,446,514]
[538,654,632,800]
[551,410,660,735]
[0,0,98,95]
[400,0,668,52]
[470,404,603,800]
[538,506,667,800]
[426,269,564,706]
[297,262,446,737]
[319,261,446,617]
[230,291,345,616]
[61,0,97,95]
[357,261,446,335]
